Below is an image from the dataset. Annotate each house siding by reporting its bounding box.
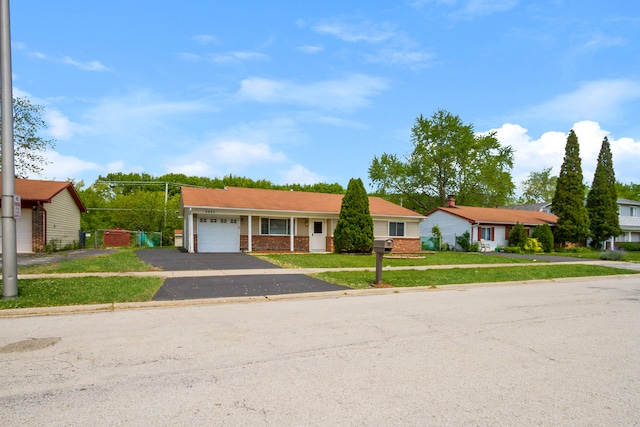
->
[46,189,81,248]
[420,210,472,250]
[616,200,640,244]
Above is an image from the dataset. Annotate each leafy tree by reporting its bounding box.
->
[508,222,528,248]
[615,182,640,202]
[587,137,621,248]
[518,167,557,204]
[0,97,55,178]
[333,178,374,253]
[531,224,554,252]
[369,109,515,212]
[551,130,590,246]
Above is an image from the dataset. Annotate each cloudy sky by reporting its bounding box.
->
[9,0,640,191]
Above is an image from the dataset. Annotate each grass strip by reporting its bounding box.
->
[0,276,164,310]
[313,265,636,290]
[254,252,532,269]
[18,249,154,274]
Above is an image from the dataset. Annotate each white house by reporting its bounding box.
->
[616,198,640,245]
[420,197,557,251]
[180,186,425,253]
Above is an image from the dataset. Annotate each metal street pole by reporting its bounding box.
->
[1,0,18,299]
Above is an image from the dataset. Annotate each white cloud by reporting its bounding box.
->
[524,79,640,123]
[489,121,640,187]
[208,51,269,63]
[237,74,388,112]
[312,20,396,43]
[32,151,100,181]
[45,109,85,140]
[61,56,108,72]
[278,164,325,185]
[193,34,218,45]
[297,45,324,54]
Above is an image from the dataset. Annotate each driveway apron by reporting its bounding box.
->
[135,249,348,300]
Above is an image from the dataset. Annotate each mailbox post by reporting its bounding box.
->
[373,238,394,285]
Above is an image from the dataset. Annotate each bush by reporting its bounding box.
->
[617,242,640,251]
[522,238,543,253]
[333,178,374,253]
[504,246,523,254]
[531,224,554,253]
[508,223,528,248]
[600,250,627,261]
[469,242,480,252]
[456,231,471,252]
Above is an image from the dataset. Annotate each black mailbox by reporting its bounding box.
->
[373,238,394,254]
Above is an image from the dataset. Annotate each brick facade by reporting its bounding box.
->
[241,235,309,251]
[388,237,420,252]
[32,206,45,252]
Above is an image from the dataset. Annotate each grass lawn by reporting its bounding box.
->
[314,264,637,289]
[550,250,640,262]
[0,276,164,310]
[254,252,533,268]
[17,249,155,274]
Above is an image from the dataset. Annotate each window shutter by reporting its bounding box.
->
[477,227,482,240]
[491,227,495,241]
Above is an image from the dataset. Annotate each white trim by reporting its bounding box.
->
[247,214,252,252]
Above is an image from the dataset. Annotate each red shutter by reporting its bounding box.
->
[477,227,482,240]
[491,227,495,241]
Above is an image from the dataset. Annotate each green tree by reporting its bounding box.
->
[531,224,554,252]
[587,137,621,248]
[508,222,528,248]
[615,182,640,202]
[0,97,55,178]
[369,109,515,212]
[551,130,590,246]
[518,167,557,204]
[333,178,374,253]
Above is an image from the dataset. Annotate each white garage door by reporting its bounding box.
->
[197,216,240,252]
[0,209,32,254]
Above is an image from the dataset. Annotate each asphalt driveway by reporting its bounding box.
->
[134,249,349,300]
[135,248,280,271]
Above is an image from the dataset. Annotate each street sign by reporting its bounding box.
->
[13,194,20,220]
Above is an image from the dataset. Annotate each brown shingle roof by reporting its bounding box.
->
[0,174,87,212]
[181,186,424,218]
[432,205,557,225]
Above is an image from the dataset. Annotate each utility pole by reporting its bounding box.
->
[1,0,18,299]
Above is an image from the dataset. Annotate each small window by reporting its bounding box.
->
[261,218,291,235]
[631,207,638,218]
[481,227,493,241]
[389,222,405,237]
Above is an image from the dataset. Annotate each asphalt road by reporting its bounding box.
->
[1,275,638,426]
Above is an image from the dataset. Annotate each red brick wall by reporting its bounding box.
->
[388,237,420,252]
[241,235,309,252]
[32,206,45,252]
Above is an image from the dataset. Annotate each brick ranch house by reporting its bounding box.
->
[0,175,87,253]
[180,186,425,253]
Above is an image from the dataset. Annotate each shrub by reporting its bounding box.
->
[456,231,471,252]
[522,238,543,253]
[504,246,523,254]
[617,242,640,251]
[600,250,627,261]
[531,224,554,252]
[508,223,528,248]
[469,242,480,252]
[333,178,374,253]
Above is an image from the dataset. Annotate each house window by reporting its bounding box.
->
[631,207,638,218]
[389,222,405,237]
[481,227,492,241]
[261,218,291,235]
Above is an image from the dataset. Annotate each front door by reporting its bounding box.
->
[309,220,326,252]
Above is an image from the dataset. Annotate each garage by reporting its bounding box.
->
[0,210,32,254]
[197,216,240,252]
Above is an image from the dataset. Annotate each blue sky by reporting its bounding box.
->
[10,0,640,192]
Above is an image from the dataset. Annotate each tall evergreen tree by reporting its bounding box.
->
[333,178,374,253]
[551,130,590,246]
[586,137,621,247]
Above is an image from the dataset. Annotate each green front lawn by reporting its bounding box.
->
[0,276,164,310]
[18,249,155,274]
[314,264,637,289]
[254,252,533,269]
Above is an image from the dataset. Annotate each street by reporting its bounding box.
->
[1,275,639,426]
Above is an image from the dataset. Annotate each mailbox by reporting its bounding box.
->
[373,238,394,254]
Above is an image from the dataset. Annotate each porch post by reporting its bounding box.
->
[187,209,194,253]
[247,215,252,252]
[290,217,295,251]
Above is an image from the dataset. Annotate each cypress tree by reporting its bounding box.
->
[586,137,621,247]
[551,130,590,246]
[333,178,374,253]
[532,223,554,252]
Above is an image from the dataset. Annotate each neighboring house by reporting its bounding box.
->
[508,198,640,248]
[616,198,640,245]
[180,186,424,253]
[420,197,557,251]
[0,175,87,253]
